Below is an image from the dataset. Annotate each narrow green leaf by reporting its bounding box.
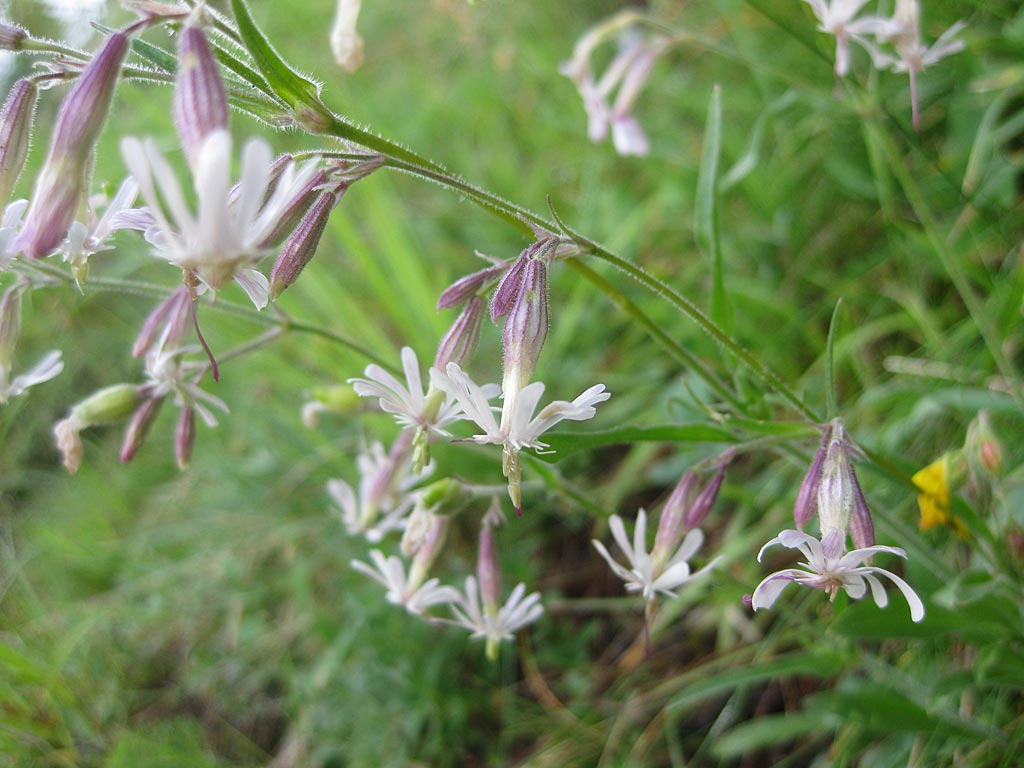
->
[825,297,842,418]
[695,85,731,332]
[714,713,831,758]
[539,425,735,458]
[229,0,329,127]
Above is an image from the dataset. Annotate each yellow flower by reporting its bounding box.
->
[912,456,966,535]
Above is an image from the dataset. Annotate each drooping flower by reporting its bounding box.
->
[593,509,719,603]
[447,576,544,647]
[752,528,925,622]
[350,549,459,615]
[120,129,321,308]
[430,361,609,512]
[328,435,417,542]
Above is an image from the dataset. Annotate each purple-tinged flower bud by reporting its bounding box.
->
[490,251,529,322]
[54,383,141,473]
[15,32,130,259]
[0,24,28,51]
[0,79,37,209]
[500,253,548,398]
[794,424,832,529]
[175,404,195,470]
[850,470,876,550]
[0,284,22,379]
[477,524,501,616]
[653,470,697,561]
[406,512,450,595]
[269,184,341,299]
[173,16,228,169]
[686,457,730,531]
[120,395,164,463]
[434,296,483,369]
[437,262,507,310]
[133,286,193,358]
[259,169,328,250]
[817,419,860,557]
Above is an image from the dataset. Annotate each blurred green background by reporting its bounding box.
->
[2,0,1023,766]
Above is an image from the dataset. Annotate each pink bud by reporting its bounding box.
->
[489,252,529,322]
[685,460,728,531]
[269,184,342,299]
[437,262,507,310]
[794,425,831,529]
[501,254,548,393]
[16,32,130,258]
[0,79,37,209]
[434,296,483,369]
[0,24,27,52]
[173,20,228,168]
[133,286,193,357]
[120,396,164,463]
[849,468,876,549]
[653,470,696,558]
[477,525,501,614]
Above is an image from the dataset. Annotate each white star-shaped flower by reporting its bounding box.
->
[143,342,227,428]
[751,529,925,622]
[350,549,460,615]
[447,575,543,644]
[120,129,320,309]
[802,0,888,76]
[592,509,719,602]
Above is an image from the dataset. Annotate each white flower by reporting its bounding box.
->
[430,362,609,452]
[0,349,63,404]
[0,200,28,267]
[144,342,227,427]
[802,0,888,77]
[61,177,148,274]
[330,0,364,72]
[327,440,418,542]
[751,529,925,622]
[350,549,460,615]
[592,509,719,602]
[349,347,474,435]
[447,575,543,644]
[120,129,320,309]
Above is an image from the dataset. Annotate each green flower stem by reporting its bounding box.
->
[867,118,1022,400]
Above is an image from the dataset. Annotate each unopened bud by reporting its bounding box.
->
[0,79,38,209]
[966,410,1002,476]
[175,405,195,469]
[685,458,729,531]
[120,396,164,463]
[16,32,130,258]
[850,471,876,549]
[794,425,831,529]
[817,419,857,555]
[0,285,23,379]
[330,0,365,73]
[270,185,341,299]
[259,168,327,250]
[406,512,450,594]
[173,17,228,169]
[653,470,697,560]
[490,251,529,322]
[0,24,28,52]
[54,383,141,473]
[477,524,501,615]
[434,296,483,369]
[500,253,549,398]
[437,261,506,310]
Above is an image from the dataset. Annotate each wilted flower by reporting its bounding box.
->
[752,529,925,622]
[593,509,719,603]
[54,383,141,473]
[330,0,365,72]
[120,129,321,308]
[328,436,417,541]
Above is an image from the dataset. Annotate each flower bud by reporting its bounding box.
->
[330,0,365,72]
[437,260,506,310]
[850,471,876,549]
[0,284,23,382]
[405,512,450,595]
[477,524,501,616]
[490,251,529,322]
[173,16,228,169]
[966,410,1002,476]
[0,24,28,52]
[794,425,831,529]
[269,185,341,299]
[434,296,483,369]
[653,470,696,561]
[54,383,142,473]
[120,396,164,463]
[175,404,195,470]
[0,79,38,209]
[259,169,327,250]
[817,419,857,557]
[500,253,549,399]
[16,32,130,259]
[686,457,729,531]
